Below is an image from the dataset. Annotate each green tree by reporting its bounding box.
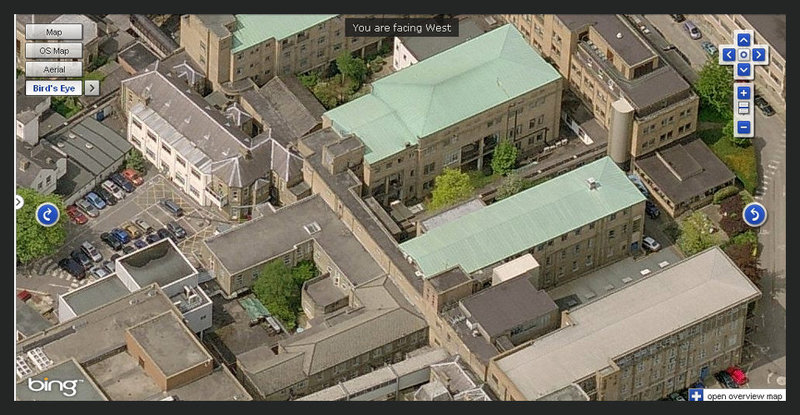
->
[491,139,518,176]
[298,72,320,89]
[126,149,146,173]
[252,260,318,331]
[723,118,750,147]
[16,188,67,264]
[429,168,474,211]
[694,58,733,117]
[336,52,367,87]
[496,172,525,200]
[677,211,718,256]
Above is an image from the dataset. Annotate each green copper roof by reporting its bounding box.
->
[399,157,647,277]
[231,14,337,53]
[325,24,563,164]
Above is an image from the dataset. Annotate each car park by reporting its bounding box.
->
[59,258,86,280]
[157,228,174,243]
[161,199,184,217]
[146,233,162,244]
[90,265,111,279]
[133,239,149,249]
[80,241,103,262]
[102,180,126,200]
[122,221,143,239]
[71,249,92,269]
[97,186,118,206]
[122,245,136,255]
[17,290,32,302]
[77,198,100,217]
[110,253,121,262]
[101,232,123,251]
[85,192,107,210]
[646,201,661,219]
[754,95,776,116]
[684,21,702,39]
[122,168,144,186]
[66,205,89,225]
[167,221,187,239]
[111,172,135,193]
[642,236,661,252]
[135,219,155,234]
[701,41,717,56]
[670,14,686,22]
[111,228,131,244]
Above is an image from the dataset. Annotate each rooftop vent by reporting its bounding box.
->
[303,221,321,235]
[616,32,623,39]
[19,160,30,171]
[587,177,599,190]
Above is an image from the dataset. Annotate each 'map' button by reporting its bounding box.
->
[25,24,83,40]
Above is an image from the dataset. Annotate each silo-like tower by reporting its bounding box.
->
[607,97,635,167]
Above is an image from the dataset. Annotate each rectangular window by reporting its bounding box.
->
[175,173,185,185]
[161,143,171,154]
[145,148,155,159]
[423,162,436,175]
[608,230,615,239]
[176,157,185,167]
[444,151,459,166]
[191,169,201,180]
[189,186,199,197]
[132,118,142,130]
[585,255,592,266]
[147,131,157,142]
[572,261,578,271]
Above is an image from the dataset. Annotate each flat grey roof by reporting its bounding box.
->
[401,18,487,61]
[167,366,252,401]
[420,198,486,232]
[493,247,761,400]
[45,117,131,176]
[205,195,384,286]
[556,15,653,65]
[635,138,735,205]
[460,277,557,339]
[16,359,107,401]
[428,267,471,293]
[119,239,196,288]
[743,14,786,57]
[537,383,590,401]
[306,276,347,308]
[619,65,691,111]
[118,41,159,73]
[16,298,52,337]
[126,311,211,377]
[62,274,130,316]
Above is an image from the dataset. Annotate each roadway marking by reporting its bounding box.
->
[48,283,71,290]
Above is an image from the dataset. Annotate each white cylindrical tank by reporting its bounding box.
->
[607,98,635,165]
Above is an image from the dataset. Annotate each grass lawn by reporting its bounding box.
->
[467,170,499,190]
[698,128,758,194]
[83,71,106,82]
[698,105,730,124]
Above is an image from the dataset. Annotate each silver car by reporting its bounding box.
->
[76,198,100,218]
[90,265,111,279]
[643,236,662,252]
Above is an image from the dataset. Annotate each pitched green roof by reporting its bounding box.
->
[399,157,647,277]
[325,24,563,164]
[231,14,336,53]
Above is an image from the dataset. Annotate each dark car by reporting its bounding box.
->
[70,249,92,269]
[133,239,148,249]
[754,95,775,116]
[646,200,661,219]
[101,232,123,251]
[122,245,136,254]
[146,233,162,244]
[715,371,739,388]
[58,258,86,280]
[161,199,184,217]
[670,14,686,22]
[95,186,118,206]
[111,172,135,193]
[157,228,175,243]
[110,253,121,262]
[167,221,187,239]
[111,228,131,244]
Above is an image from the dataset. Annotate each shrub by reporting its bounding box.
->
[714,185,741,204]
[719,194,748,237]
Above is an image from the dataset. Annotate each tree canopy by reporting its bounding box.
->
[429,168,474,211]
[126,149,146,173]
[16,187,67,264]
[336,52,367,87]
[491,139,519,176]
[252,260,317,331]
[694,58,733,117]
[677,211,718,256]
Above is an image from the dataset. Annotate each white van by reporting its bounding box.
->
[102,180,125,200]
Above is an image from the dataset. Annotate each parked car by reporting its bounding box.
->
[670,14,686,22]
[642,236,661,252]
[122,168,144,186]
[58,258,86,280]
[754,95,776,116]
[157,228,174,242]
[110,253,121,261]
[102,260,115,273]
[101,232,123,251]
[645,201,661,219]
[146,233,162,244]
[80,241,103,262]
[102,180,126,200]
[85,192,107,210]
[167,221,187,239]
[726,366,748,386]
[701,41,717,56]
[95,186,117,206]
[135,219,155,234]
[716,371,739,388]
[669,392,686,401]
[111,172,135,193]
[122,245,136,255]
[71,249,92,269]
[76,198,100,218]
[66,204,89,224]
[122,221,143,239]
[133,239,148,249]
[161,199,184,217]
[111,228,131,244]
[90,265,111,279]
[17,290,32,302]
[684,20,702,39]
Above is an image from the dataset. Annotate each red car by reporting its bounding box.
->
[726,366,748,386]
[66,204,89,225]
[17,290,32,302]
[122,168,144,186]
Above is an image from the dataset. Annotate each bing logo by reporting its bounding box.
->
[27,377,84,397]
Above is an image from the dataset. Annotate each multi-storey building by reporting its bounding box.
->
[502,14,699,167]
[180,14,391,93]
[699,14,785,110]
[485,247,761,401]
[324,24,563,206]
